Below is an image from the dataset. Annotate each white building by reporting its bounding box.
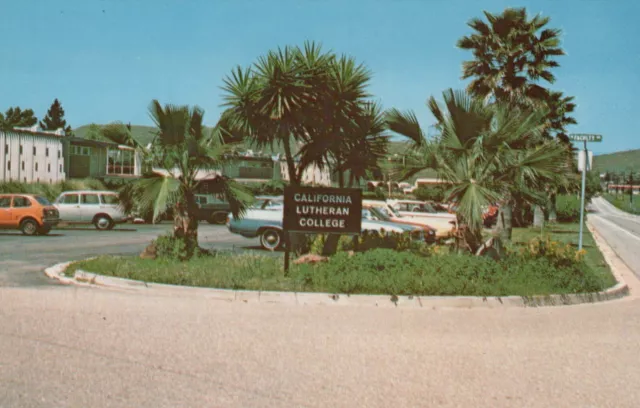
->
[278,161,332,186]
[0,126,66,183]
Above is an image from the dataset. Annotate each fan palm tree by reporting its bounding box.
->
[119,100,252,258]
[221,42,334,187]
[387,89,569,252]
[457,7,564,105]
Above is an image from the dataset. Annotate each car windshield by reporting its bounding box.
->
[368,207,389,221]
[34,196,51,206]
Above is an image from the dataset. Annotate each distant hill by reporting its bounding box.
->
[593,149,640,174]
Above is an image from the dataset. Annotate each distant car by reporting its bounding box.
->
[0,194,60,235]
[363,202,436,243]
[194,194,232,224]
[369,199,457,240]
[228,208,423,251]
[54,190,128,230]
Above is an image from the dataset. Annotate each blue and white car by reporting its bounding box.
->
[228,207,424,251]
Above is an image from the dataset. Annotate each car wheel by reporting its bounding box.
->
[259,229,282,251]
[94,215,114,231]
[37,226,52,235]
[209,212,228,225]
[20,219,39,236]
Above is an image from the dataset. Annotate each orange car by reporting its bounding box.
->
[0,194,60,235]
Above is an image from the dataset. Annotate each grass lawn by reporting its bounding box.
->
[603,193,640,215]
[67,221,617,297]
[512,222,616,288]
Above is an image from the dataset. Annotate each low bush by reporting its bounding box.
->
[556,194,581,222]
[413,185,446,202]
[0,179,108,201]
[307,231,434,256]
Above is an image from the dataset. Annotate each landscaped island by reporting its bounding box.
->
[66,223,615,297]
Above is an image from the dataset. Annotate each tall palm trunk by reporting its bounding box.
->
[173,192,199,257]
[494,199,513,242]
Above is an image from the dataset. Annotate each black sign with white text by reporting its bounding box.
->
[283,186,362,234]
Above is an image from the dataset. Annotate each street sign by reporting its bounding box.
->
[569,134,603,142]
[283,186,362,234]
[577,150,593,172]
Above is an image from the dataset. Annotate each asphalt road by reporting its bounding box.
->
[589,196,640,279]
[0,223,261,287]
[1,200,640,407]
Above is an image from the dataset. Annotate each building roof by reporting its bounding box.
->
[2,126,65,138]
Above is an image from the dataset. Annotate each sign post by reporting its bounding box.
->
[569,133,603,251]
[282,186,363,273]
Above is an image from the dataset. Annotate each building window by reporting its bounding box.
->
[58,150,61,159]
[107,148,135,175]
[19,145,23,155]
[60,164,62,172]
[48,163,51,173]
[71,145,92,156]
[33,146,36,155]
[7,161,10,170]
[46,148,49,157]
[4,144,7,155]
[21,161,24,171]
[35,163,38,171]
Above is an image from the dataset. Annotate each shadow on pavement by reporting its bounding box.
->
[0,232,65,237]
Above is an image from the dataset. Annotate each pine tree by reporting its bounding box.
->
[40,99,73,135]
[0,107,38,130]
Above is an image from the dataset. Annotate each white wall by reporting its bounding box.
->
[278,161,332,186]
[0,130,66,183]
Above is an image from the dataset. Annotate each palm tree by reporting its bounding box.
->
[387,89,569,252]
[457,7,564,105]
[221,42,333,187]
[119,100,252,258]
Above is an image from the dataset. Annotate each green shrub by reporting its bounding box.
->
[362,188,386,200]
[307,231,432,255]
[294,247,606,296]
[556,194,581,222]
[152,234,189,260]
[414,185,446,202]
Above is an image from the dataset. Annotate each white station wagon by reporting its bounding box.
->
[54,190,128,230]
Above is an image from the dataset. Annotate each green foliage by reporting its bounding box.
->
[413,185,446,202]
[604,194,640,215]
[73,245,611,297]
[244,180,286,196]
[362,188,386,200]
[0,106,38,130]
[39,98,72,136]
[0,179,107,202]
[152,234,189,261]
[308,231,433,256]
[555,194,581,222]
[594,149,640,174]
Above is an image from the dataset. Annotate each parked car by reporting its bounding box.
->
[369,199,457,240]
[0,194,60,235]
[362,201,437,243]
[251,196,284,211]
[194,194,232,224]
[228,208,423,251]
[54,190,128,230]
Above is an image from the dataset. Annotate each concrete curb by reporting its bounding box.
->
[44,225,631,308]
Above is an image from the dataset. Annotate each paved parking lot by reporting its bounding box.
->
[0,223,262,287]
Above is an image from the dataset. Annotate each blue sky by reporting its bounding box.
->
[1,0,638,154]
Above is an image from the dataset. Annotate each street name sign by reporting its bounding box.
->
[569,134,603,142]
[283,186,362,234]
